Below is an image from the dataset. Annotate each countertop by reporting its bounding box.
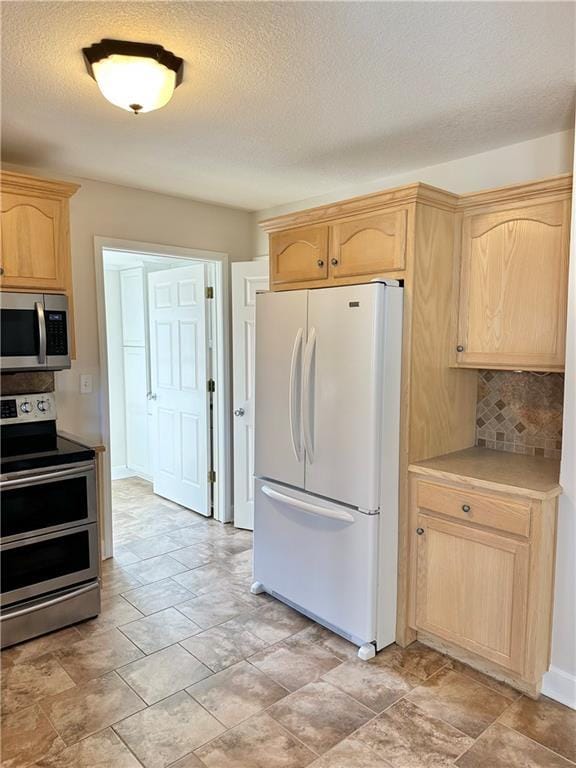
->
[409,446,562,500]
[58,430,105,453]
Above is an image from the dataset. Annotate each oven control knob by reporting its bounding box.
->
[20,401,32,413]
[37,399,50,412]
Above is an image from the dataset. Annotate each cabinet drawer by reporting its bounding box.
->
[416,480,531,537]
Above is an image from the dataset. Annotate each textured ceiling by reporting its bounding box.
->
[2,1,574,210]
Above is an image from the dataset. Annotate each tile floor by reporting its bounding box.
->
[2,477,575,768]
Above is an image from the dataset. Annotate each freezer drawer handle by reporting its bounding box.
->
[288,327,304,462]
[261,484,354,523]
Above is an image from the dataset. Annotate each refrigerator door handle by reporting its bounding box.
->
[302,327,316,463]
[261,484,354,523]
[288,327,304,462]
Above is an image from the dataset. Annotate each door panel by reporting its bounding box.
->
[255,289,307,489]
[120,268,147,346]
[123,346,149,478]
[415,514,528,672]
[330,210,407,278]
[270,226,328,287]
[305,284,384,509]
[149,265,210,515]
[0,193,65,290]
[232,261,269,529]
[456,200,569,369]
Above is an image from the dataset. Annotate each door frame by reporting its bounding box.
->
[94,236,231,559]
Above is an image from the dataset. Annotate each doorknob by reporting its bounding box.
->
[147,392,157,400]
[234,408,245,417]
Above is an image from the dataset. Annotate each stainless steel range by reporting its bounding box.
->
[0,392,100,648]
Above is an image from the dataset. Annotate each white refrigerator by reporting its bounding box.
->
[253,281,403,659]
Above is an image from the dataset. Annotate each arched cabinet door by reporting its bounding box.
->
[456,198,570,370]
[330,209,407,280]
[270,225,328,288]
[0,192,66,290]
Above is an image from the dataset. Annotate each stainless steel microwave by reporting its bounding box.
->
[0,293,71,372]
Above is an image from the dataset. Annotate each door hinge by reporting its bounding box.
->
[207,379,215,393]
[208,469,216,483]
[205,286,214,299]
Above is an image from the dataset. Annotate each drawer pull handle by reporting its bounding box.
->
[462,504,471,513]
[416,527,424,535]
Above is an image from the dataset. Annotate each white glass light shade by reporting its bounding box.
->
[92,54,176,113]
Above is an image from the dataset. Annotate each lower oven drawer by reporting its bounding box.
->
[1,523,99,607]
[1,463,96,543]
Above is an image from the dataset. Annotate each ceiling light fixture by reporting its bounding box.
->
[82,39,184,115]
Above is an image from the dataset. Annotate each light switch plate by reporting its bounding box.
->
[80,374,93,394]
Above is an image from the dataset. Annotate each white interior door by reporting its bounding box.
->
[231,261,269,530]
[149,264,211,515]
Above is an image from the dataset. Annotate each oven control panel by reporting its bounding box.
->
[0,393,57,424]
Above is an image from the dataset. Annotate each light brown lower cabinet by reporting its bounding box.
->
[408,470,559,697]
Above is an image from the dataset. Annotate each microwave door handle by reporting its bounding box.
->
[35,301,47,364]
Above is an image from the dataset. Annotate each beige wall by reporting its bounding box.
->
[4,165,255,440]
[253,129,574,254]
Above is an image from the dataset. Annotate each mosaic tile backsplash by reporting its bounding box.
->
[476,370,564,459]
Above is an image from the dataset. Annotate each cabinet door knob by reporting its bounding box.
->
[317,259,324,267]
[416,527,425,535]
[0,266,4,276]
[462,504,471,513]
[456,345,464,352]
[331,258,338,266]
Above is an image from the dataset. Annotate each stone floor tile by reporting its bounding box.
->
[225,603,311,645]
[406,667,512,738]
[267,680,375,754]
[444,658,521,701]
[113,690,224,768]
[125,534,184,560]
[194,711,316,768]
[371,641,447,682]
[355,698,474,768]
[121,578,194,615]
[172,564,232,595]
[175,592,254,629]
[169,545,214,570]
[76,594,144,638]
[309,737,393,767]
[1,627,82,669]
[179,624,267,672]
[1,705,65,768]
[322,658,417,713]
[30,727,142,767]
[249,635,342,691]
[119,607,201,654]
[1,653,76,714]
[117,644,212,705]
[187,660,287,727]
[123,554,188,585]
[456,722,574,767]
[54,628,143,682]
[499,694,576,763]
[40,671,145,745]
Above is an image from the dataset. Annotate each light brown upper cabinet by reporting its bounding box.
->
[455,194,571,371]
[0,172,79,293]
[330,209,407,280]
[270,225,328,289]
[1,192,66,290]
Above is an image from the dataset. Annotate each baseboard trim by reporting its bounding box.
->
[111,466,135,480]
[541,665,576,710]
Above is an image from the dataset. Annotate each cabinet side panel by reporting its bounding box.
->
[409,204,477,462]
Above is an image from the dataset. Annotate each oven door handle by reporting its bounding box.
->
[0,581,99,621]
[36,300,47,365]
[0,464,94,489]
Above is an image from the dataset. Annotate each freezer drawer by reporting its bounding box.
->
[253,479,378,645]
